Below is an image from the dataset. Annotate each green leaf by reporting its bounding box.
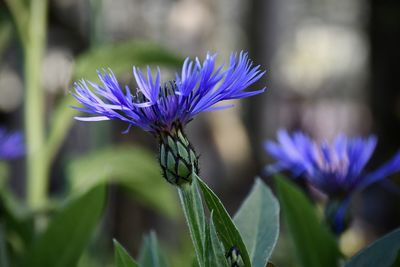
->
[45,95,78,167]
[0,190,34,256]
[25,185,106,267]
[114,239,140,267]
[67,145,179,218]
[275,175,340,267]
[204,211,229,267]
[138,231,169,267]
[345,228,400,267]
[197,175,251,267]
[178,176,206,267]
[234,178,280,267]
[73,40,182,81]
[0,17,12,57]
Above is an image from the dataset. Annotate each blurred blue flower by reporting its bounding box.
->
[72,51,265,134]
[0,128,24,160]
[265,129,400,233]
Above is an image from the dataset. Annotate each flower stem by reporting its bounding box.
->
[24,0,48,209]
[177,178,206,267]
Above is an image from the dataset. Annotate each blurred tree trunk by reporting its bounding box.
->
[244,0,271,171]
[367,0,400,233]
[369,0,400,158]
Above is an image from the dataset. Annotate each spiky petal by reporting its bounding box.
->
[72,51,265,134]
[265,129,400,233]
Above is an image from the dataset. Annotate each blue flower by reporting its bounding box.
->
[0,128,24,160]
[72,51,265,185]
[72,51,265,134]
[265,129,400,233]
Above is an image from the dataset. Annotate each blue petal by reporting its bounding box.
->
[359,150,400,191]
[347,136,377,182]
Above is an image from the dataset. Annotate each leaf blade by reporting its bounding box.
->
[234,178,280,267]
[178,176,206,267]
[275,175,340,267]
[138,231,169,267]
[73,40,182,81]
[345,228,400,267]
[25,185,106,267]
[114,239,140,267]
[67,145,178,218]
[204,211,230,267]
[197,175,251,267]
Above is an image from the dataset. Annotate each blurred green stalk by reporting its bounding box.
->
[25,0,48,209]
[6,0,48,209]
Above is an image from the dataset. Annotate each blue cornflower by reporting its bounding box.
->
[73,51,265,133]
[72,51,265,185]
[0,128,24,160]
[265,129,400,233]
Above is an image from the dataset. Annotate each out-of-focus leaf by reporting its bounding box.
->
[0,191,34,256]
[204,212,229,267]
[67,145,178,218]
[73,40,182,81]
[4,0,28,44]
[197,175,251,267]
[275,175,340,267]
[114,239,140,267]
[138,231,169,267]
[345,228,400,267]
[234,178,280,267]
[178,175,206,267]
[0,11,13,55]
[45,95,78,166]
[24,185,106,267]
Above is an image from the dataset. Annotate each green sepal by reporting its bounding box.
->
[159,126,198,186]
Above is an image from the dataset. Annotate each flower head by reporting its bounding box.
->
[72,51,265,134]
[0,128,24,160]
[265,129,400,233]
[72,51,265,185]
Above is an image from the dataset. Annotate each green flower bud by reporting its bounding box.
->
[158,126,199,186]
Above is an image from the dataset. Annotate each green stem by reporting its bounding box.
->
[177,177,206,267]
[24,0,48,209]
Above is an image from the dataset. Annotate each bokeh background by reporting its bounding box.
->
[1,0,399,266]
